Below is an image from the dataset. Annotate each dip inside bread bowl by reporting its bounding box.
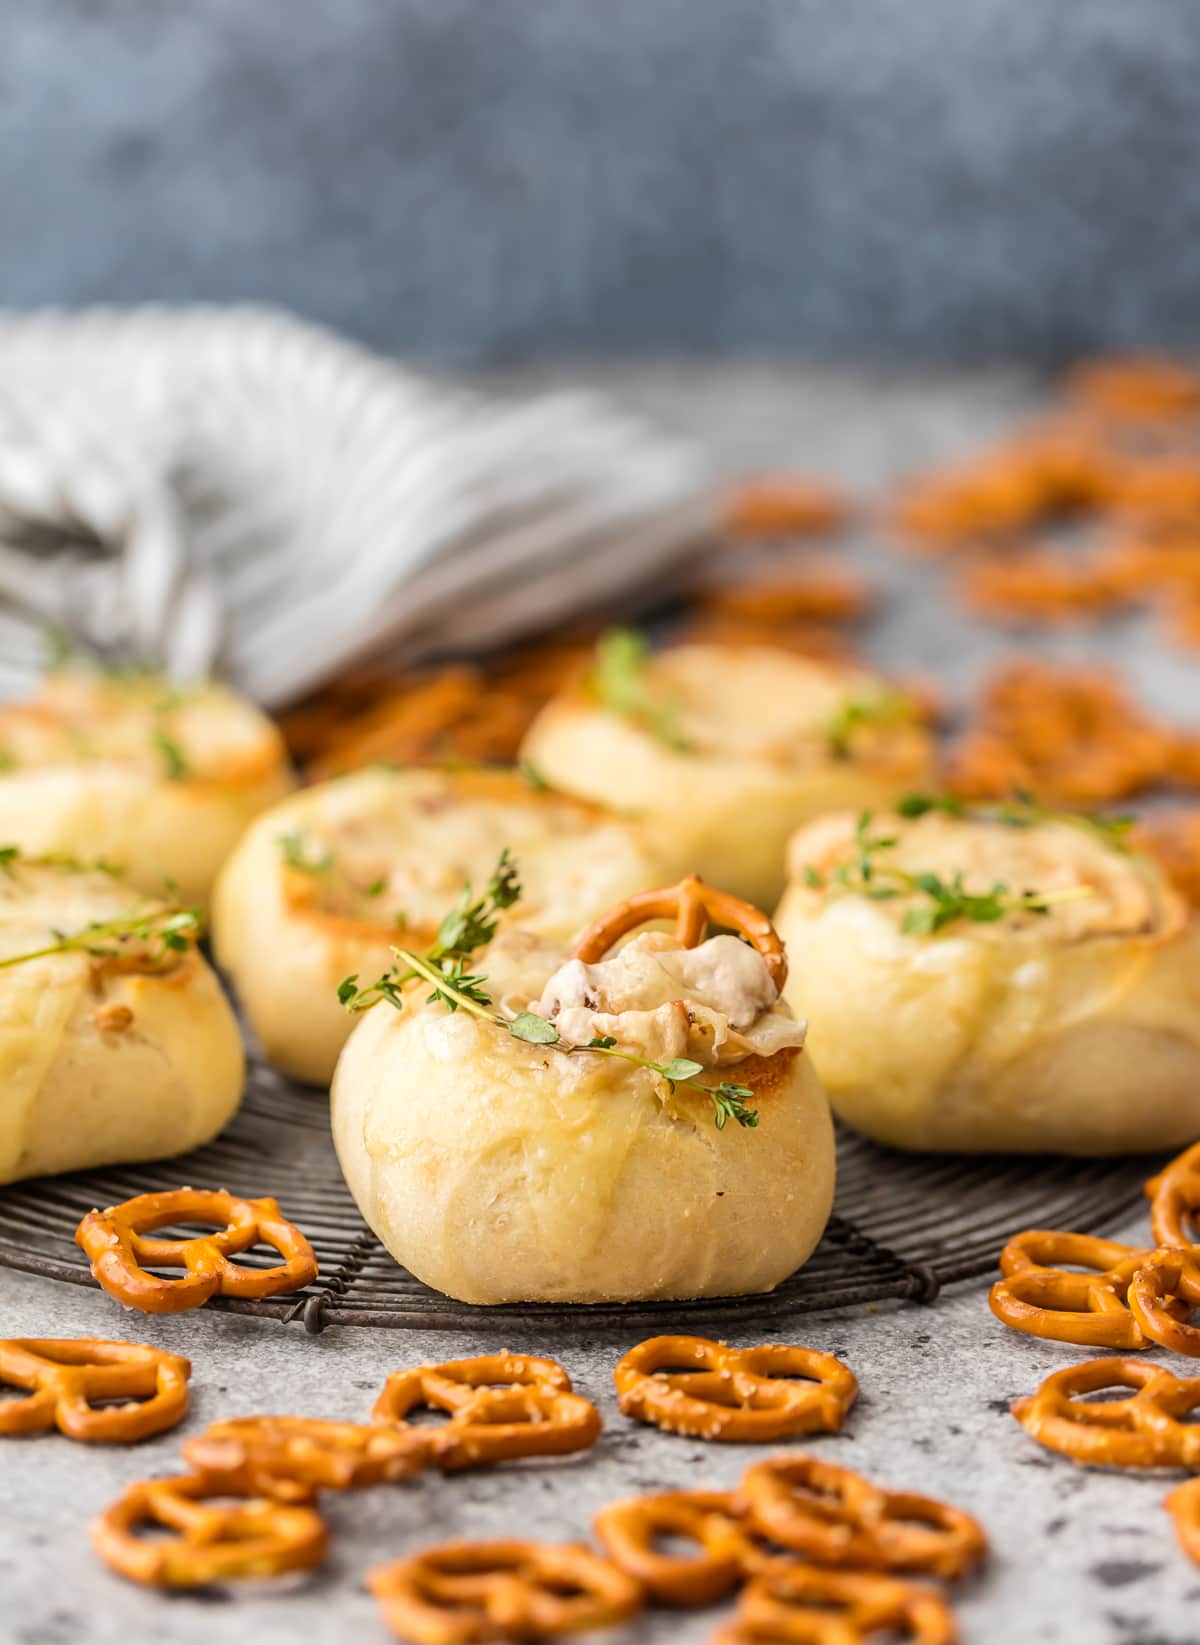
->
[776,797,1200,1155]
[0,852,244,1183]
[213,765,665,1085]
[331,869,834,1304]
[520,635,934,908]
[0,668,292,902]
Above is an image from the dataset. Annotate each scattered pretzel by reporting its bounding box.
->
[1165,1477,1200,1567]
[371,1354,601,1471]
[75,1187,318,1314]
[368,1539,643,1644]
[716,1564,958,1645]
[988,1231,1157,1350]
[722,477,847,539]
[1127,1250,1200,1358]
[0,1338,190,1444]
[739,1455,986,1582]
[593,1489,746,1607]
[572,877,788,993]
[613,1336,858,1443]
[1012,1357,1200,1469]
[1146,1141,1200,1247]
[91,1472,328,1587]
[183,1415,427,1500]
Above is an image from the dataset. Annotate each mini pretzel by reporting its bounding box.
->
[989,1230,1157,1349]
[593,1490,746,1607]
[739,1455,987,1581]
[613,1336,858,1442]
[368,1539,643,1643]
[0,1338,190,1444]
[571,875,788,993]
[1146,1141,1200,1247]
[715,1565,958,1645]
[1128,1249,1200,1357]
[371,1354,601,1470]
[1166,1477,1200,1567]
[91,1472,328,1587]
[1012,1357,1200,1468]
[183,1415,427,1500]
[75,1187,318,1313]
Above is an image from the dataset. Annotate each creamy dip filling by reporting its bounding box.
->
[526,931,806,1069]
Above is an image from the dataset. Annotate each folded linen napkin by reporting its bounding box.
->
[0,306,712,706]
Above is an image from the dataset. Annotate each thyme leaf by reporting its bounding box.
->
[590,628,691,752]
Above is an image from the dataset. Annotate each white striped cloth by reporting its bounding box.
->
[0,306,712,706]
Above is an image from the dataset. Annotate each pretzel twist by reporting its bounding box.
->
[989,1230,1158,1349]
[739,1455,987,1581]
[91,1473,328,1587]
[0,1338,190,1444]
[1146,1141,1200,1248]
[593,1490,746,1607]
[1012,1357,1200,1468]
[183,1416,427,1500]
[613,1336,858,1443]
[1166,1477,1200,1567]
[75,1188,318,1314]
[715,1565,958,1645]
[371,1354,601,1471]
[368,1540,643,1644]
[571,875,788,992]
[1127,1249,1200,1357]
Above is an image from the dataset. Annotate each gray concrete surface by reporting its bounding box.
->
[3,1221,1196,1645]
[5,3,1200,360]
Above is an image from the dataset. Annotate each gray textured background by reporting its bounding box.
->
[5,1,1200,360]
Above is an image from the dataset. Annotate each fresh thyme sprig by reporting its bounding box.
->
[278,831,334,876]
[825,688,917,759]
[152,726,189,781]
[337,849,757,1130]
[896,789,1135,850]
[0,903,202,971]
[803,809,1095,935]
[590,629,691,753]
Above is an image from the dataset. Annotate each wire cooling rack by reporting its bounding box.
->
[0,1052,1156,1333]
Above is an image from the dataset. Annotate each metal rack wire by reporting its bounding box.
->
[0,1052,1154,1332]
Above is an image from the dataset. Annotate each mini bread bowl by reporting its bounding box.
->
[520,637,934,908]
[775,799,1200,1155]
[212,765,665,1085]
[0,668,292,902]
[0,853,244,1184]
[331,875,834,1304]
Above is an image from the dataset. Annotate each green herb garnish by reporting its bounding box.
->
[0,903,202,972]
[590,629,691,752]
[825,689,917,759]
[152,726,189,781]
[278,832,334,876]
[803,808,1095,935]
[338,849,757,1130]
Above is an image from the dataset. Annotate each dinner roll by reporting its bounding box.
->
[776,801,1200,1155]
[0,668,292,902]
[212,765,666,1085]
[331,881,834,1304]
[520,638,934,907]
[0,854,244,1183]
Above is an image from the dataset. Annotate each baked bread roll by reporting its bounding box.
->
[0,669,292,902]
[520,638,933,907]
[775,800,1200,1154]
[0,855,244,1184]
[331,877,834,1304]
[212,766,666,1085]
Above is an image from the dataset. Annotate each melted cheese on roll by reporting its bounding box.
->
[520,641,934,907]
[0,670,292,901]
[331,923,834,1305]
[0,856,244,1183]
[212,766,666,1085]
[776,805,1200,1155]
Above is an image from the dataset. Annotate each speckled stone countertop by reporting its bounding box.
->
[3,366,1199,1644]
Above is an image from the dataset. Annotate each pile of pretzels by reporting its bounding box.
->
[989,1137,1200,1566]
[1,1296,992,1643]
